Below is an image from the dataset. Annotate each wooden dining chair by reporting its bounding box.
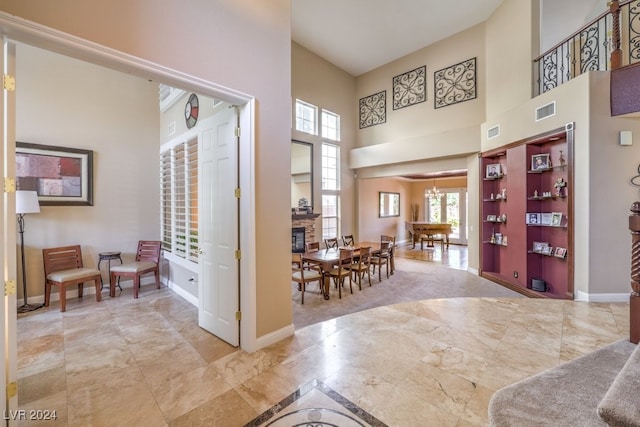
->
[109,240,161,299]
[291,253,323,304]
[305,241,320,252]
[346,246,371,290]
[341,235,355,247]
[327,248,353,298]
[370,241,391,282]
[381,235,396,274]
[324,237,339,249]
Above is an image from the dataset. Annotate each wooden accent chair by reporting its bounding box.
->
[109,240,161,299]
[42,245,103,312]
[291,253,323,304]
[346,246,372,290]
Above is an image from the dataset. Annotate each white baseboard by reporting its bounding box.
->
[467,267,479,275]
[255,323,295,350]
[575,290,630,303]
[167,280,198,306]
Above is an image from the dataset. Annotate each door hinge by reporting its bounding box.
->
[235,311,242,321]
[3,74,15,91]
[4,177,15,192]
[234,127,241,137]
[5,280,16,296]
[234,188,241,198]
[6,381,17,399]
[234,250,241,260]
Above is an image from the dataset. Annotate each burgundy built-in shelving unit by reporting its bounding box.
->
[480,124,574,299]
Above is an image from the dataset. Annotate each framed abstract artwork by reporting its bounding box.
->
[16,142,94,206]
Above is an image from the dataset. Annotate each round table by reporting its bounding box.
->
[98,251,123,291]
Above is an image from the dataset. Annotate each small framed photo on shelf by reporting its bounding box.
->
[532,241,548,253]
[541,212,553,226]
[495,233,503,245]
[486,163,501,178]
[502,235,508,246]
[526,212,541,225]
[531,153,551,171]
[487,214,497,222]
[542,245,553,256]
[554,247,567,258]
[551,212,563,226]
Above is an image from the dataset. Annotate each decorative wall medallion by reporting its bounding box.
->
[359,90,386,129]
[434,57,477,109]
[392,65,426,110]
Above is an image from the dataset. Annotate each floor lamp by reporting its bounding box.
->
[16,190,42,313]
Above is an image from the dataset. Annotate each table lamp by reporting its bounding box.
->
[16,190,42,313]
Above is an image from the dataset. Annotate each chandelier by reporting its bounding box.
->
[425,179,442,200]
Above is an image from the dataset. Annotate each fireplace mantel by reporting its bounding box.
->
[291,213,321,220]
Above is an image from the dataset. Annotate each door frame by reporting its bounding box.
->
[0,13,259,351]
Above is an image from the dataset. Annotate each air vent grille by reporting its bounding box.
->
[487,125,500,139]
[536,101,556,121]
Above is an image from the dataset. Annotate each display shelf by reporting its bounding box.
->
[528,195,566,200]
[480,124,574,300]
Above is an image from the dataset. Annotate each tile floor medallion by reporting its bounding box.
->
[244,379,388,427]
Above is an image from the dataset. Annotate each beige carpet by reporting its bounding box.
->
[292,256,523,329]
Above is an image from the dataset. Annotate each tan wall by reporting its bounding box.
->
[357,178,411,243]
[483,70,640,298]
[15,43,160,301]
[291,42,357,238]
[2,0,292,340]
[351,23,486,168]
[485,0,539,118]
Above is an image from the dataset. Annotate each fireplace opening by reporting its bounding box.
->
[292,227,305,253]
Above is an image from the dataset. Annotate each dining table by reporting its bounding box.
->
[302,241,394,299]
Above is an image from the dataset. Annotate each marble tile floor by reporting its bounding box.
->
[17,283,629,426]
[394,242,468,271]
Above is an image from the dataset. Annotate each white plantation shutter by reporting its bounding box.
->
[160,137,199,263]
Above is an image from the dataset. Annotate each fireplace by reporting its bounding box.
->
[292,227,306,253]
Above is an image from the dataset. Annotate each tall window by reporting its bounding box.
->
[161,138,199,263]
[295,99,317,135]
[321,109,340,141]
[321,143,340,239]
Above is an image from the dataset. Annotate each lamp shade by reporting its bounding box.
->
[16,191,41,214]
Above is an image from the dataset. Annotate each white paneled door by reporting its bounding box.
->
[198,106,240,346]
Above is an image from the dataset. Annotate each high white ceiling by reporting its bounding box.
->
[291,0,505,76]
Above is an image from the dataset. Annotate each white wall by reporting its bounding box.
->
[15,43,160,301]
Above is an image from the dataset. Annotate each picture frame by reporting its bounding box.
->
[541,212,553,226]
[554,247,567,258]
[542,245,553,256]
[551,212,563,226]
[495,233,503,245]
[526,212,541,225]
[532,241,548,253]
[531,153,551,171]
[485,163,501,178]
[487,214,497,222]
[16,142,94,206]
[379,191,400,218]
